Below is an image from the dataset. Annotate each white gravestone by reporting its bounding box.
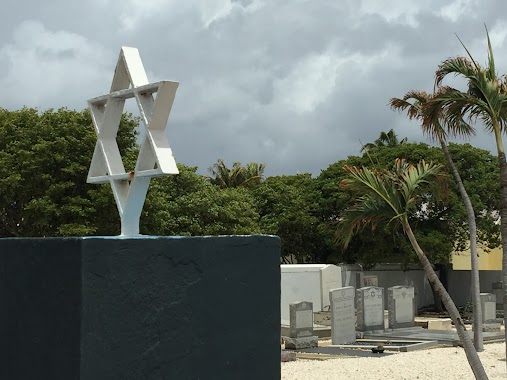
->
[388,286,415,329]
[356,287,384,332]
[329,287,356,344]
[87,46,179,236]
[480,293,497,323]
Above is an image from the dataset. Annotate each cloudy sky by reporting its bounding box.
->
[2,0,507,176]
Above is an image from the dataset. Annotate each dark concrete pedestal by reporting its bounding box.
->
[0,235,280,380]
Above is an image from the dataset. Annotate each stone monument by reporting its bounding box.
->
[0,47,281,380]
[284,301,318,349]
[356,286,384,332]
[329,287,356,344]
[387,286,415,329]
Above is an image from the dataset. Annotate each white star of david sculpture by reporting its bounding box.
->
[87,47,179,236]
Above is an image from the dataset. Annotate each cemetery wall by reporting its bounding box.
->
[447,269,502,307]
[0,235,281,380]
[341,264,435,309]
[342,264,503,308]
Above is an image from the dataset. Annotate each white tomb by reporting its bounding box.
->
[280,264,342,321]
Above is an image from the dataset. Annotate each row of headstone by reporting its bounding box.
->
[286,288,499,349]
[330,285,416,344]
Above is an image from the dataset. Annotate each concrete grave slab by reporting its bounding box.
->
[363,326,505,346]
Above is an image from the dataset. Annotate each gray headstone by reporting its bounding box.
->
[356,286,384,332]
[329,286,356,344]
[289,301,314,338]
[363,275,378,287]
[480,293,497,322]
[355,272,364,289]
[388,286,415,329]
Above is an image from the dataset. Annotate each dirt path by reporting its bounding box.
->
[282,343,506,379]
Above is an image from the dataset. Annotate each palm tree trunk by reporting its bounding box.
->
[497,150,507,366]
[404,222,489,380]
[440,141,483,351]
[492,124,507,368]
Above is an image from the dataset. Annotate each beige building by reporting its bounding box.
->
[452,245,502,270]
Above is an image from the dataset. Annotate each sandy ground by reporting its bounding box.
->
[282,343,506,379]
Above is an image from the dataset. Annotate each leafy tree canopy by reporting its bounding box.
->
[315,142,500,267]
[0,107,137,237]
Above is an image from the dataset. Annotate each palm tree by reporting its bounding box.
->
[361,129,408,152]
[390,91,483,351]
[208,159,245,188]
[337,159,488,380]
[242,162,266,188]
[425,29,507,360]
[207,159,265,188]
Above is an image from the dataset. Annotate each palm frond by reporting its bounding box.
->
[435,56,478,87]
[337,159,443,248]
[485,25,496,81]
[391,91,448,142]
[336,195,398,248]
[360,142,378,153]
[396,159,443,208]
[423,87,480,136]
[341,165,402,214]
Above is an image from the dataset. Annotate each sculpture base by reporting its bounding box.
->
[0,235,280,380]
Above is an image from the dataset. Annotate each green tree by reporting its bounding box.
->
[0,107,138,237]
[426,29,507,358]
[338,159,488,380]
[314,155,413,267]
[315,142,500,286]
[390,90,484,350]
[318,144,443,266]
[252,174,321,263]
[143,164,260,236]
[361,128,407,152]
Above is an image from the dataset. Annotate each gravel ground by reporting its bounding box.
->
[282,343,506,379]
